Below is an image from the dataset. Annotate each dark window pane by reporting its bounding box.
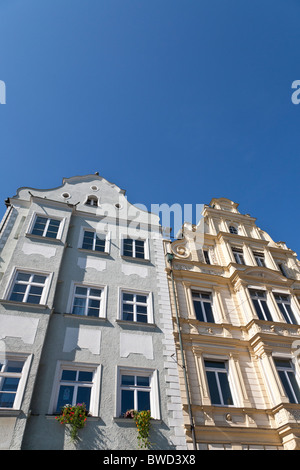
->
[121,390,134,415]
[204,361,226,369]
[6,361,24,373]
[2,377,20,392]
[218,373,233,405]
[56,386,74,411]
[193,301,204,322]
[75,287,87,296]
[0,392,15,408]
[203,302,214,323]
[278,371,296,403]
[77,387,91,411]
[261,301,272,321]
[288,372,300,403]
[137,391,150,411]
[121,375,135,386]
[206,371,221,405]
[123,293,134,302]
[61,370,77,381]
[137,376,150,387]
[78,371,93,382]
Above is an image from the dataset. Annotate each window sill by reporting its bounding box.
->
[77,248,110,256]
[121,255,150,264]
[113,417,162,425]
[45,414,100,422]
[115,319,157,329]
[0,299,49,310]
[63,313,107,321]
[0,408,21,417]
[25,233,63,244]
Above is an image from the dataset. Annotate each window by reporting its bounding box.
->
[122,238,146,259]
[8,271,49,305]
[249,289,272,321]
[192,291,214,323]
[120,373,151,416]
[274,294,297,325]
[232,247,245,264]
[71,285,103,317]
[121,292,149,323]
[55,368,94,413]
[253,251,266,267]
[0,358,26,408]
[204,360,234,406]
[278,263,288,277]
[274,358,300,404]
[81,230,107,253]
[229,225,238,234]
[31,216,62,239]
[203,250,211,264]
[85,196,98,207]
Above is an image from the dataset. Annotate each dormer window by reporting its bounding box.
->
[229,225,238,235]
[85,196,98,207]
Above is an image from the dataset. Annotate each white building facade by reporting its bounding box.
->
[0,174,186,450]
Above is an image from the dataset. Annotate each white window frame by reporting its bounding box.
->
[203,358,235,407]
[191,290,215,323]
[118,288,154,324]
[0,353,32,410]
[274,293,298,325]
[48,361,102,417]
[116,367,160,420]
[253,251,266,267]
[27,213,65,240]
[120,235,150,260]
[5,268,52,306]
[249,289,273,321]
[78,227,111,254]
[274,357,300,404]
[67,282,107,319]
[231,247,245,264]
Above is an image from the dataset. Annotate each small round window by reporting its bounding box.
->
[229,225,238,234]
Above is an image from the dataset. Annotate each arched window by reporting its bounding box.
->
[85,195,98,207]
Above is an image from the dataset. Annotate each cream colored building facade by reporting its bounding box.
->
[165,197,300,450]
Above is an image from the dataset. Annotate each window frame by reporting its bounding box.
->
[192,290,215,323]
[253,251,266,267]
[27,213,65,240]
[116,367,160,420]
[120,235,150,261]
[229,225,238,235]
[68,282,107,319]
[49,361,102,417]
[0,354,32,411]
[274,358,300,404]
[204,359,234,407]
[84,195,99,207]
[274,293,298,325]
[249,289,273,321]
[6,268,52,306]
[78,227,111,254]
[118,288,153,324]
[231,247,245,265]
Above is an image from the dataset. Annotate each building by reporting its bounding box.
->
[0,174,186,450]
[165,197,300,450]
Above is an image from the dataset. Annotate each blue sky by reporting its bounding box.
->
[0,0,299,252]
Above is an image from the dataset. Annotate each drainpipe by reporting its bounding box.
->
[166,252,197,451]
